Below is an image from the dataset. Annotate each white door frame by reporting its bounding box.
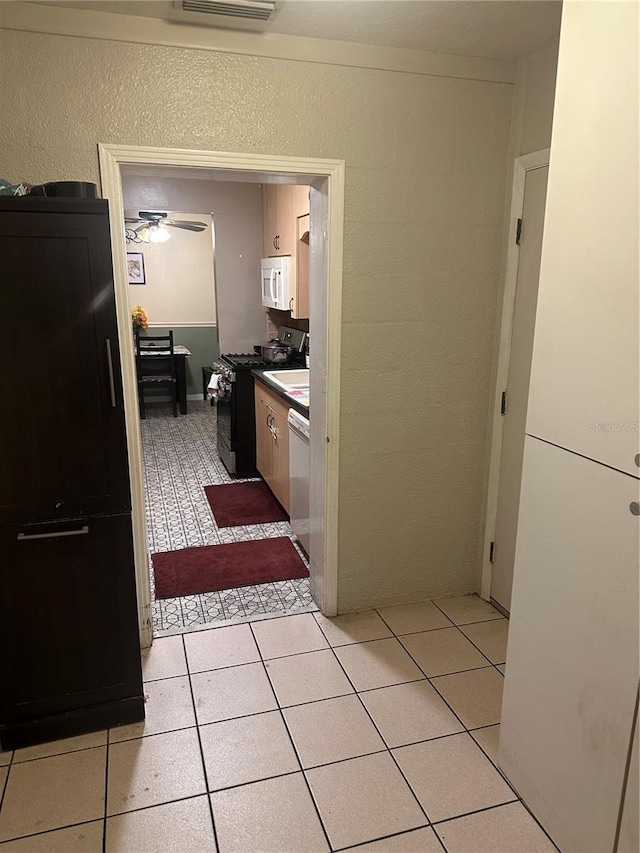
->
[98,144,345,647]
[481,148,550,601]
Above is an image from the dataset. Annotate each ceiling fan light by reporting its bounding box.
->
[148,224,171,243]
[136,225,151,242]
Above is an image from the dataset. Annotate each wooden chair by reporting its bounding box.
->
[135,330,178,418]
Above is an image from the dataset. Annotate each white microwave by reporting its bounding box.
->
[261,256,291,311]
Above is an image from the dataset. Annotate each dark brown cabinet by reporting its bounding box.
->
[0,197,144,749]
[0,199,131,526]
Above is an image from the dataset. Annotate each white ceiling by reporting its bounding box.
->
[35,0,562,61]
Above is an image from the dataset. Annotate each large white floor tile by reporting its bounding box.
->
[200,711,299,790]
[184,623,260,672]
[334,638,424,692]
[460,619,509,664]
[283,694,385,768]
[0,821,104,852]
[435,802,557,852]
[110,675,196,742]
[107,728,205,815]
[0,748,106,842]
[190,662,277,724]
[252,613,329,659]
[433,595,502,626]
[313,611,393,646]
[141,635,187,681]
[393,733,515,822]
[106,796,216,853]
[211,773,328,853]
[13,731,107,764]
[377,601,453,635]
[265,650,353,707]
[432,667,504,729]
[306,752,426,850]
[400,628,489,677]
[360,680,464,747]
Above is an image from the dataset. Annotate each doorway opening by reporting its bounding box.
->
[99,145,345,647]
[481,149,549,614]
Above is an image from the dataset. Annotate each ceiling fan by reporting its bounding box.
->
[124,211,208,244]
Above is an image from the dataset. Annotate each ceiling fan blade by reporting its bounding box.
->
[165,220,207,232]
[125,217,143,223]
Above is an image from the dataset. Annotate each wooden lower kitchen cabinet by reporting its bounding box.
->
[254,381,290,513]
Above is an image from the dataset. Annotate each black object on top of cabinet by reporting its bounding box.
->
[0,196,144,750]
[0,196,131,526]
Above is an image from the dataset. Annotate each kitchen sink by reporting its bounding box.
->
[263,368,310,391]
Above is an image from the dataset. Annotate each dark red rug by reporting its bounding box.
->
[152,536,308,599]
[204,481,288,527]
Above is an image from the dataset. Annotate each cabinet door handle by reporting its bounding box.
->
[289,297,294,312]
[106,338,117,408]
[18,525,89,541]
[273,236,277,250]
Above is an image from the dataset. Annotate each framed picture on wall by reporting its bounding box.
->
[127,252,146,285]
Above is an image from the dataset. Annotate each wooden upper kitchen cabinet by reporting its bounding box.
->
[262,184,310,257]
[254,380,290,513]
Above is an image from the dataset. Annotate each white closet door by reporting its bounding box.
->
[525,0,639,476]
[500,436,639,853]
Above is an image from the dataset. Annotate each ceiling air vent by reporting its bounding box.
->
[177,0,276,21]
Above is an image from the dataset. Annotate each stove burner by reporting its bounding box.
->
[221,353,266,368]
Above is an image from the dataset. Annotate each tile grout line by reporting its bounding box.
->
[372,609,480,736]
[247,621,335,853]
[334,825,448,853]
[103,727,111,852]
[365,610,522,803]
[0,815,113,847]
[181,633,221,853]
[311,618,435,843]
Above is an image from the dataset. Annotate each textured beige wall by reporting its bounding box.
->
[123,176,265,353]
[0,27,513,612]
[518,41,559,155]
[123,210,215,325]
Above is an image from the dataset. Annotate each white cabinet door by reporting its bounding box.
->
[500,436,639,853]
[525,0,639,477]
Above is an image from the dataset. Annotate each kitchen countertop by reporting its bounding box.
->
[252,369,309,418]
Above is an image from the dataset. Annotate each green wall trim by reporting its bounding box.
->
[147,325,219,397]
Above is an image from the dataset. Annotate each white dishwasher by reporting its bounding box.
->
[287,408,310,556]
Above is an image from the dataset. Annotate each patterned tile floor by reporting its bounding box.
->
[0,598,559,852]
[141,402,316,637]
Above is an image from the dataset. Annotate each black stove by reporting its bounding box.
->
[214,327,307,476]
[220,353,268,369]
